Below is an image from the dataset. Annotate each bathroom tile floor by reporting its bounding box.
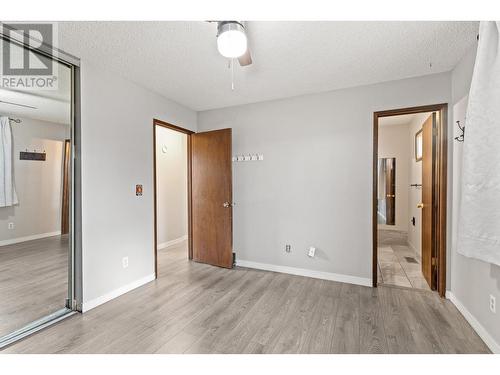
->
[377,231,431,291]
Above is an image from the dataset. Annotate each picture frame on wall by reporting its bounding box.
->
[415,128,423,162]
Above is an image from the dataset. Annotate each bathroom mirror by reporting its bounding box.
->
[377,157,396,225]
[415,128,423,161]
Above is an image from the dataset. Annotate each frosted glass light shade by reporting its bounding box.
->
[217,22,247,58]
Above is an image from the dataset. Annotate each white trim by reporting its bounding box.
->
[0,231,62,247]
[236,259,371,287]
[157,235,188,250]
[446,291,500,353]
[82,273,155,313]
[407,240,421,262]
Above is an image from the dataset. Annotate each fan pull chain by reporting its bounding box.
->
[231,58,235,90]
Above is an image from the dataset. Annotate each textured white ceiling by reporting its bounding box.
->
[380,113,421,127]
[57,21,478,111]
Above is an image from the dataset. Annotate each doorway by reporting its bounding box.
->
[373,104,448,297]
[153,120,234,276]
[153,120,193,277]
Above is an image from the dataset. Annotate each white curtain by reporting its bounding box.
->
[457,21,500,266]
[0,116,18,207]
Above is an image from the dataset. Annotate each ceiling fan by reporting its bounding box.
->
[216,21,252,66]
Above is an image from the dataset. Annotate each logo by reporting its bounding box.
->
[1,22,58,90]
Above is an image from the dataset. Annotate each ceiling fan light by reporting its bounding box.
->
[217,22,247,58]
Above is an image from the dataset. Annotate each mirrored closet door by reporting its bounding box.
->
[0,30,77,346]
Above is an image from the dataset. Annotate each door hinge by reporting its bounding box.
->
[431,257,437,266]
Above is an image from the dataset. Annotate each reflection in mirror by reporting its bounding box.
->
[377,158,396,225]
[0,38,72,339]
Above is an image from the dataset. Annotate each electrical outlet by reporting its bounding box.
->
[8,222,14,230]
[285,244,291,253]
[122,257,129,269]
[308,247,316,258]
[490,295,496,313]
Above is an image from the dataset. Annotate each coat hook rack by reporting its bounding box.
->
[454,120,465,142]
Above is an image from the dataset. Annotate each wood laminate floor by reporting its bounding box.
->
[0,235,68,338]
[2,242,490,353]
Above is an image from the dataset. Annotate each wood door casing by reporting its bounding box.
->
[373,104,448,296]
[191,129,233,268]
[421,114,434,289]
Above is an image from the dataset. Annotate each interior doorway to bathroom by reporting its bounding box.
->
[373,104,448,297]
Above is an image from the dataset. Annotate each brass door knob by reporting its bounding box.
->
[417,203,424,208]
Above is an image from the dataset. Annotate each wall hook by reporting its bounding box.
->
[454,120,465,142]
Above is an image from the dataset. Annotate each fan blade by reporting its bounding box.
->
[238,48,252,66]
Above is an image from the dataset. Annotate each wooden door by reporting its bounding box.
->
[421,114,435,289]
[191,129,233,268]
[385,158,396,225]
[61,139,71,235]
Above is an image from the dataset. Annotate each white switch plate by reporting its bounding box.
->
[308,247,316,258]
[490,295,496,313]
[8,222,14,230]
[122,257,129,269]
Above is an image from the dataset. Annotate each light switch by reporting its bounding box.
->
[135,184,143,196]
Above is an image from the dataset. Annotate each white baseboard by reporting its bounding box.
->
[407,240,421,261]
[157,235,188,250]
[82,273,155,313]
[446,291,500,353]
[236,259,372,287]
[0,231,62,247]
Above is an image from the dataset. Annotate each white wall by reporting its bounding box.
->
[407,112,431,258]
[378,123,410,232]
[198,72,451,284]
[0,117,68,244]
[80,61,197,309]
[155,126,188,247]
[450,45,500,352]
